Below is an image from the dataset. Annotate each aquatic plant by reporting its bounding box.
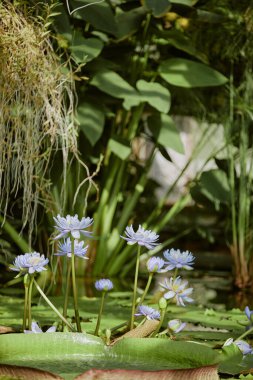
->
[135,305,160,321]
[121,225,159,329]
[160,277,194,307]
[24,322,56,334]
[163,249,195,271]
[53,214,93,240]
[94,279,114,336]
[5,214,253,378]
[54,214,93,332]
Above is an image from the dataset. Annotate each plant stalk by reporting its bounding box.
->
[71,238,82,332]
[139,273,153,305]
[130,245,141,330]
[94,291,106,336]
[33,278,75,332]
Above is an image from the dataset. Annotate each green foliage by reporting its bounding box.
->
[159,58,228,88]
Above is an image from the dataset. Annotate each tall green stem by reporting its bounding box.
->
[95,291,106,336]
[139,273,153,305]
[151,308,166,337]
[71,238,82,332]
[28,276,34,329]
[23,274,29,330]
[62,259,71,330]
[130,245,141,330]
[33,279,75,331]
[235,325,253,342]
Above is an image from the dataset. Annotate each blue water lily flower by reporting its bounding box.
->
[160,276,193,307]
[163,249,195,271]
[10,252,49,275]
[223,338,253,355]
[53,214,93,240]
[146,257,165,273]
[245,306,253,323]
[121,225,159,250]
[135,305,160,320]
[95,279,114,292]
[168,319,186,333]
[55,238,89,259]
[24,321,56,334]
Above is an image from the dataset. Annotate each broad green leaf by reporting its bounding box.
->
[70,34,104,63]
[91,70,138,100]
[153,30,207,62]
[170,0,199,5]
[115,7,147,40]
[144,0,171,17]
[136,80,171,113]
[148,114,184,154]
[219,345,243,375]
[77,101,105,146]
[111,339,220,369]
[91,70,142,110]
[54,4,73,42]
[198,170,230,204]
[73,0,118,35]
[108,136,131,160]
[159,58,228,88]
[0,333,221,378]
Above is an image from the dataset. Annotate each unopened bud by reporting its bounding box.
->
[159,297,167,310]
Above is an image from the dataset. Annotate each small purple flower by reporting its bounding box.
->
[95,279,113,292]
[163,249,195,271]
[55,238,89,259]
[223,338,253,355]
[10,252,49,275]
[168,319,186,333]
[24,322,56,334]
[245,306,253,323]
[121,225,159,250]
[160,276,193,307]
[53,214,93,240]
[146,257,165,273]
[135,305,160,320]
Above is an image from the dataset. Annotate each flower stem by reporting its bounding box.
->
[235,326,253,341]
[27,275,34,329]
[33,278,75,332]
[23,274,29,330]
[139,273,153,305]
[71,238,82,332]
[130,245,141,330]
[95,291,106,336]
[62,258,71,330]
[151,309,166,337]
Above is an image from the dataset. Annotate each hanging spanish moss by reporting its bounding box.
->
[0,2,78,242]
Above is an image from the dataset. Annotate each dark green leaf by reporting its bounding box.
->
[73,0,118,35]
[144,0,171,17]
[115,7,147,40]
[91,70,142,110]
[170,0,199,6]
[70,34,104,63]
[199,170,230,204]
[219,345,243,375]
[136,80,171,113]
[148,114,184,154]
[153,30,207,62]
[159,58,228,88]
[108,136,131,160]
[77,102,105,146]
